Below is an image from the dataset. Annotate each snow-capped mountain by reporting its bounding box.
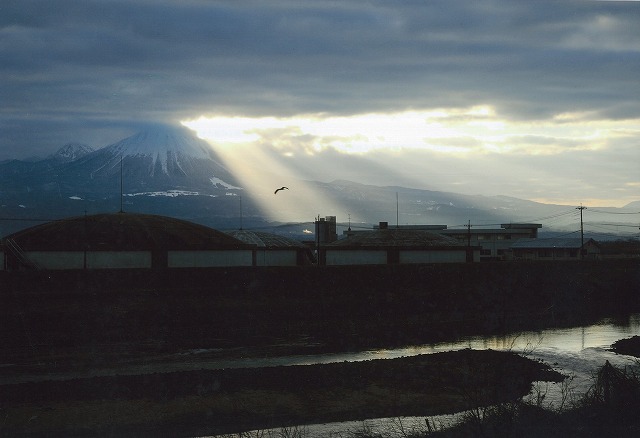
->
[0,125,253,234]
[57,125,241,195]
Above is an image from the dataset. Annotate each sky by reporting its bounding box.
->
[1,0,639,208]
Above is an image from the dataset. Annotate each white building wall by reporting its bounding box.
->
[25,251,85,269]
[326,250,387,265]
[256,250,298,266]
[87,251,151,269]
[168,250,253,267]
[27,251,153,269]
[399,250,467,264]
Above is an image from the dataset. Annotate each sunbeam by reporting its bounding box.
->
[182,127,347,222]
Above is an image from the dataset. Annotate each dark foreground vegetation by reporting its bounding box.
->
[1,260,638,365]
[0,259,638,436]
[423,351,640,438]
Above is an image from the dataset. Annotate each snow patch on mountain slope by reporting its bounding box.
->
[210,177,242,190]
[124,190,217,198]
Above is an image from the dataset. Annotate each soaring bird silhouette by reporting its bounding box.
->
[274,186,289,194]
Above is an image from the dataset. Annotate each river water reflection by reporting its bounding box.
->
[202,314,640,371]
[206,313,640,437]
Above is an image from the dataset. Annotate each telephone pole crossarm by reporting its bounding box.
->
[577,204,587,259]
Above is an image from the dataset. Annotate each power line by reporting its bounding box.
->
[589,223,639,228]
[536,230,581,240]
[589,209,640,215]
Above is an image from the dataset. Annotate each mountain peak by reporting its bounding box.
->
[107,125,213,160]
[50,143,94,162]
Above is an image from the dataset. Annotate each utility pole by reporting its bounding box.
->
[396,192,399,228]
[577,204,587,259]
[315,214,320,266]
[466,220,473,262]
[119,155,124,213]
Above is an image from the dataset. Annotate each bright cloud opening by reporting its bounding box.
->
[182,108,640,210]
[183,106,639,158]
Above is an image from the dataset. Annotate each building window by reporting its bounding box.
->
[480,249,492,256]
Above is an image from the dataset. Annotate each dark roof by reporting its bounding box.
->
[328,229,464,248]
[510,237,597,249]
[3,213,254,251]
[226,230,306,248]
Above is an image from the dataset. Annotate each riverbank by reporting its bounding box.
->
[427,345,640,438]
[0,349,562,437]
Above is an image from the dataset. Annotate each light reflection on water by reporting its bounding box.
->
[206,314,640,437]
[256,314,640,368]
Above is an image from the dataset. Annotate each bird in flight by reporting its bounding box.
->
[274,186,289,194]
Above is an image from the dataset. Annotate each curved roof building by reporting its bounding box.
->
[3,213,255,270]
[5,213,249,251]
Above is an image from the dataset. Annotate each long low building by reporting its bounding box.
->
[509,237,601,261]
[323,222,479,265]
[2,213,256,270]
[341,221,542,262]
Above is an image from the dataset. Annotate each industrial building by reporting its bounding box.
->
[344,222,542,261]
[323,221,479,265]
[438,223,542,261]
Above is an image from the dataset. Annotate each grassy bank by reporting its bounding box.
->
[0,349,562,437]
[1,260,638,371]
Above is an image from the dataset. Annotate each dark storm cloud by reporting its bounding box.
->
[1,0,639,158]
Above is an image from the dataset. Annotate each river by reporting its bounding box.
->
[204,313,640,437]
[5,312,639,436]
